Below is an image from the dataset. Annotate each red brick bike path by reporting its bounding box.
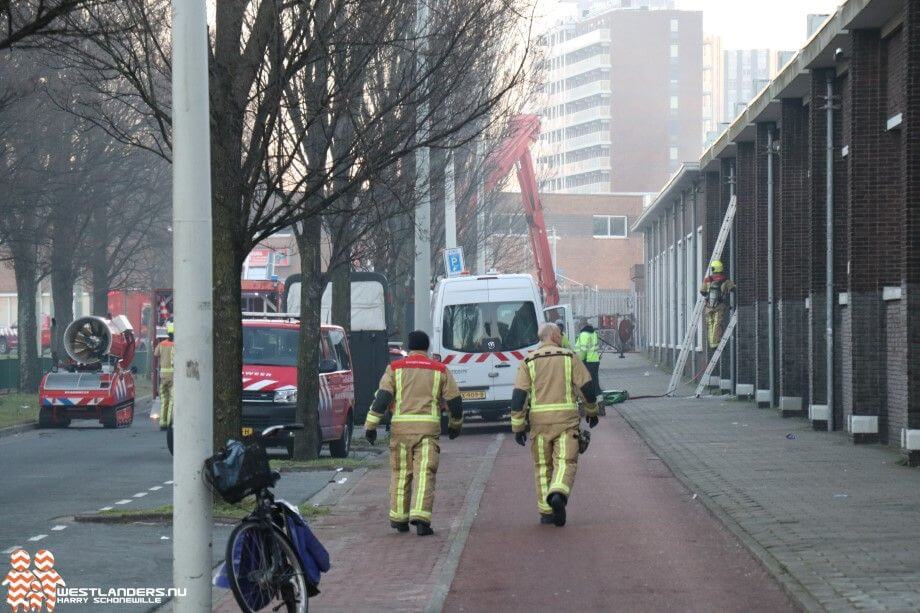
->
[443,411,797,613]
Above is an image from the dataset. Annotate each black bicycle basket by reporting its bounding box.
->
[205,436,273,504]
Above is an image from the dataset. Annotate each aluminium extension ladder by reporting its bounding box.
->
[693,310,738,397]
[666,195,737,396]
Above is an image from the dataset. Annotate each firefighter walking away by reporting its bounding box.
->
[364,330,463,536]
[699,260,735,348]
[154,322,175,429]
[511,322,599,527]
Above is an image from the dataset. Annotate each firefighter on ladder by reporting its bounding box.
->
[364,330,463,536]
[700,260,735,348]
[154,322,175,429]
[511,322,599,527]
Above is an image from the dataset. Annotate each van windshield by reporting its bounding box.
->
[442,301,538,353]
[243,327,299,367]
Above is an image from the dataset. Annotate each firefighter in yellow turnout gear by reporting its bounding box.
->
[511,322,599,527]
[364,331,463,536]
[153,322,175,429]
[699,260,735,348]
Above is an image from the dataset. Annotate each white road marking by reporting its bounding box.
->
[160,536,170,540]
[115,499,132,505]
[133,492,147,498]
[164,480,174,485]
[2,546,23,554]
[99,506,113,512]
[28,535,47,542]
[51,526,67,531]
[149,486,162,491]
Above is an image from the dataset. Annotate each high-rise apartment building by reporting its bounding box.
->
[722,49,794,122]
[702,34,723,145]
[536,3,703,194]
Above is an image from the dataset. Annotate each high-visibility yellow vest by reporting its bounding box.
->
[575,331,600,363]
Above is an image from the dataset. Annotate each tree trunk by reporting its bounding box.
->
[50,264,75,365]
[89,207,110,317]
[211,206,245,451]
[12,255,41,392]
[330,256,351,332]
[293,219,323,460]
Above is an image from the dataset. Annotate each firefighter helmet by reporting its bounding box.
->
[711,260,724,273]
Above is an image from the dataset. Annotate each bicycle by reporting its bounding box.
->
[207,423,328,613]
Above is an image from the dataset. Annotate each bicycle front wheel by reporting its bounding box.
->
[225,521,309,613]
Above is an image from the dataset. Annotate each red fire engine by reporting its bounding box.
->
[38,315,137,428]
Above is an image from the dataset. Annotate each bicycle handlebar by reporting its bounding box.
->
[260,423,305,438]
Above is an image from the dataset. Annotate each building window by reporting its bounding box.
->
[670,44,679,59]
[592,215,628,239]
[670,96,679,111]
[670,19,679,33]
[669,146,679,161]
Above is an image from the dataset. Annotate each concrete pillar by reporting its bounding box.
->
[807,69,831,424]
[735,141,757,393]
[843,29,885,443]
[777,98,810,416]
[753,123,775,407]
[903,0,920,464]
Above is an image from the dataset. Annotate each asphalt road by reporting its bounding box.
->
[0,398,335,612]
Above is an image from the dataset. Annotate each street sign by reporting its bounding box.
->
[443,247,465,278]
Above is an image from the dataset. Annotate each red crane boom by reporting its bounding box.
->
[483,115,560,306]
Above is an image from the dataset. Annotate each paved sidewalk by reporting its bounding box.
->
[214,431,503,612]
[613,354,920,612]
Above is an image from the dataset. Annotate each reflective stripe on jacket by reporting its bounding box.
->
[366,351,461,436]
[511,342,594,432]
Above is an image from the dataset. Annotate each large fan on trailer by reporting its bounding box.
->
[64,317,114,364]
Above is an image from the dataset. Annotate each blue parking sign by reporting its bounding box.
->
[443,247,465,278]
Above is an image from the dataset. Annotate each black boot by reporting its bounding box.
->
[415,521,434,536]
[539,514,555,525]
[547,493,567,527]
[390,520,409,533]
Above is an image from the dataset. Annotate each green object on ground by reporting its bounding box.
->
[602,390,629,405]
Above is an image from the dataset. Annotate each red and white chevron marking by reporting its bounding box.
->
[441,351,526,365]
[3,549,38,612]
[33,550,64,613]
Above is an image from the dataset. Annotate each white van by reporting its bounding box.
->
[431,273,562,424]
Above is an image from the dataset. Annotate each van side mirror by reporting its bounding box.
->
[318,359,338,374]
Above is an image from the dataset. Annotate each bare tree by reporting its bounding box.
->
[45,0,535,453]
[0,0,112,50]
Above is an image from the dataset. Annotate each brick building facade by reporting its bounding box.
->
[495,192,647,291]
[632,0,920,461]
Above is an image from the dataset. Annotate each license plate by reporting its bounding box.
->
[241,427,253,436]
[460,390,486,400]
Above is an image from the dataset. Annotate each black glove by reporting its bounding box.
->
[448,428,461,440]
[365,428,377,445]
[515,431,528,446]
[587,415,599,429]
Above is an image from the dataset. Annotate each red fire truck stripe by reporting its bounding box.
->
[511,351,525,360]
[459,354,473,364]
[442,355,455,364]
[494,352,508,361]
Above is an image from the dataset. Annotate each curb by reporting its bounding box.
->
[0,395,153,440]
[618,407,822,613]
[0,421,37,439]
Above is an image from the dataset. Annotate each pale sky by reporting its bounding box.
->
[676,0,842,50]
[535,0,844,52]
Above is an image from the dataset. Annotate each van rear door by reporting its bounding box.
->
[484,278,541,402]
